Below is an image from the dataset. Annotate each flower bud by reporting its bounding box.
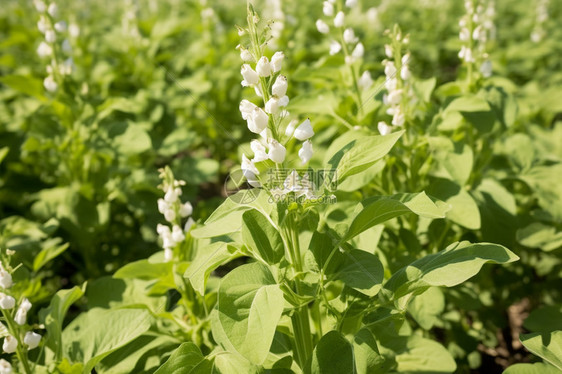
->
[24,331,42,350]
[268,140,286,164]
[285,119,298,137]
[171,225,185,243]
[298,140,313,164]
[62,39,72,53]
[164,248,173,262]
[54,21,67,33]
[45,30,56,43]
[37,16,47,34]
[2,336,17,354]
[343,28,358,44]
[251,140,268,162]
[377,121,392,136]
[330,40,341,55]
[345,0,357,7]
[294,119,314,141]
[43,76,57,92]
[352,42,364,58]
[392,110,405,127]
[272,75,288,97]
[316,19,329,34]
[278,95,289,107]
[384,44,393,58]
[34,0,47,12]
[47,3,58,17]
[247,107,269,134]
[334,11,345,28]
[164,187,181,203]
[37,41,52,58]
[358,71,373,90]
[265,97,280,114]
[164,209,176,223]
[256,56,272,77]
[241,64,259,86]
[323,1,334,16]
[271,51,284,72]
[0,359,12,373]
[179,202,193,217]
[0,294,15,310]
[239,99,257,120]
[0,269,12,289]
[69,23,80,38]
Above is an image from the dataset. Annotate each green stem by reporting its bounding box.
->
[1,310,32,374]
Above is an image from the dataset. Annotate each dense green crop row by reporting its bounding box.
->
[0,0,560,373]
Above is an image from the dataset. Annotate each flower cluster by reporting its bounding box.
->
[531,0,549,43]
[238,8,314,189]
[458,0,494,78]
[0,257,42,372]
[378,26,411,135]
[156,167,194,262]
[34,0,75,93]
[316,0,366,66]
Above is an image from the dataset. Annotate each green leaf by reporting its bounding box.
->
[107,122,152,155]
[153,343,212,374]
[407,287,445,330]
[517,223,562,252]
[62,308,152,373]
[326,131,403,184]
[33,241,69,272]
[214,263,284,365]
[344,193,447,241]
[308,331,354,374]
[504,363,561,374]
[384,241,519,298]
[242,210,284,265]
[114,259,175,288]
[0,147,8,164]
[211,350,262,374]
[185,242,240,295]
[39,285,86,361]
[427,179,481,230]
[353,328,387,373]
[524,305,562,333]
[334,250,383,297]
[520,331,562,370]
[393,335,456,373]
[0,74,45,99]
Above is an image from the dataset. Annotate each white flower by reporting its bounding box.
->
[323,1,334,16]
[265,97,280,114]
[239,48,252,61]
[458,46,474,62]
[247,107,269,134]
[47,3,58,17]
[384,44,393,58]
[278,95,289,107]
[156,223,170,237]
[179,202,193,217]
[400,65,411,80]
[384,61,397,77]
[343,28,358,44]
[241,154,260,187]
[241,64,259,86]
[164,209,176,223]
[385,77,397,91]
[392,110,405,127]
[271,51,284,72]
[334,11,345,27]
[251,140,268,162]
[329,40,341,55]
[358,71,373,90]
[69,23,80,38]
[45,30,56,43]
[480,60,492,77]
[272,75,288,97]
[61,39,72,53]
[268,140,286,164]
[256,56,272,77]
[459,28,470,41]
[37,16,47,34]
[37,41,52,58]
[0,269,12,289]
[285,119,298,136]
[377,121,392,136]
[352,42,364,58]
[60,58,74,75]
[184,217,195,232]
[54,21,67,33]
[24,331,41,350]
[164,248,173,262]
[0,358,12,374]
[0,294,15,309]
[294,119,314,141]
[239,99,257,120]
[43,76,57,92]
[164,187,181,203]
[2,336,16,354]
[34,0,47,12]
[345,0,357,7]
[171,225,185,243]
[316,19,329,34]
[298,140,313,164]
[157,199,168,214]
[386,89,402,106]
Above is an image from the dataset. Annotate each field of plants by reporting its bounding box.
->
[0,0,561,372]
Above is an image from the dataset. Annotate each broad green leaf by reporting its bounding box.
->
[428,179,480,230]
[393,335,456,373]
[86,277,166,313]
[475,179,517,247]
[214,263,284,365]
[109,122,152,155]
[344,193,447,241]
[62,308,152,373]
[153,342,212,374]
[242,210,284,265]
[413,77,437,102]
[517,223,562,251]
[114,260,175,288]
[0,74,45,99]
[353,328,387,373]
[308,331,354,374]
[308,231,343,275]
[445,95,491,112]
[39,285,86,361]
[185,242,240,295]
[334,250,383,297]
[327,131,404,184]
[407,287,445,330]
[33,240,69,272]
[504,363,561,374]
[211,350,262,374]
[384,241,519,298]
[520,331,562,370]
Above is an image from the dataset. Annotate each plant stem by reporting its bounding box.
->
[1,310,32,374]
